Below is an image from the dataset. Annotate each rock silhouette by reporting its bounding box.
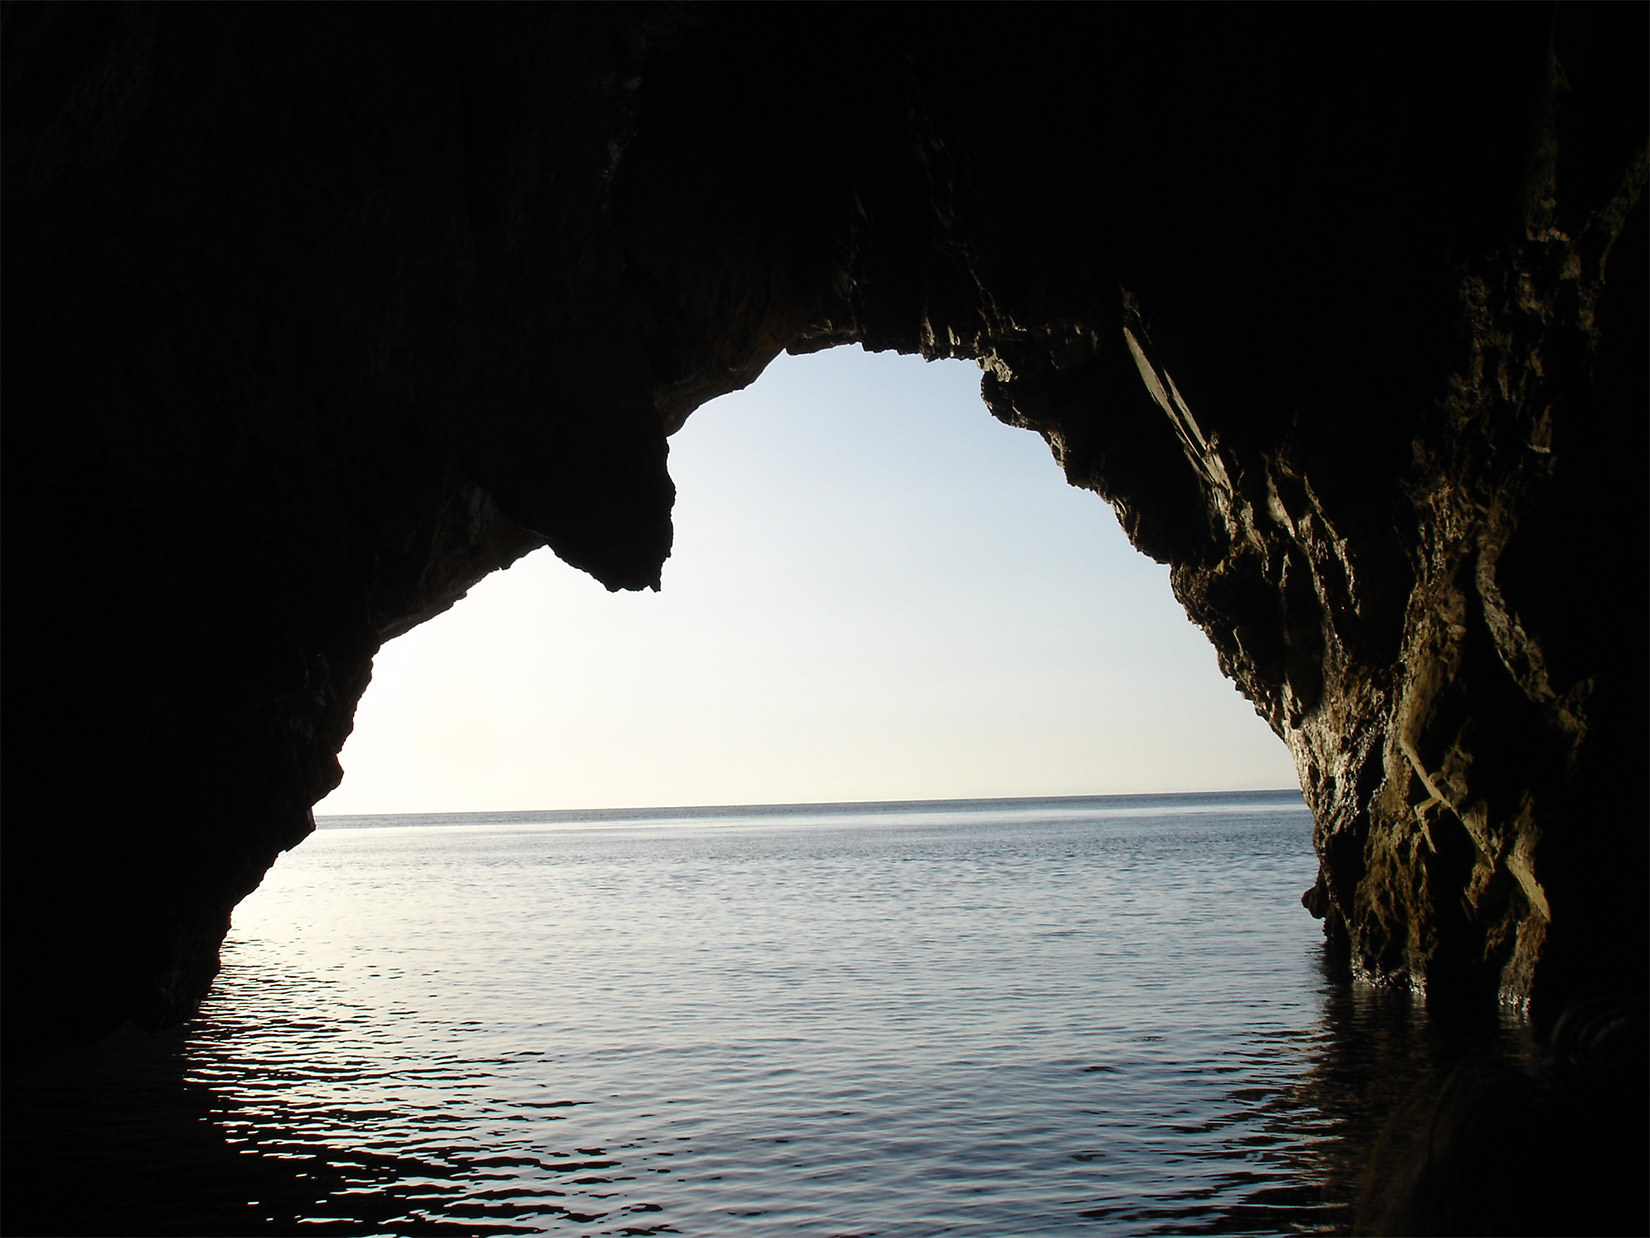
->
[3,6,1644,1069]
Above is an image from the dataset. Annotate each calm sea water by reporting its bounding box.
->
[5,792,1534,1236]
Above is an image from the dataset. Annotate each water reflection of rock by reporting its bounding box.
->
[0,1024,601,1236]
[1354,998,1648,1237]
[1197,946,1646,1238]
[1127,945,1545,1235]
[1282,966,1459,1225]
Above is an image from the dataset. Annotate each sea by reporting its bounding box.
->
[3,791,1538,1237]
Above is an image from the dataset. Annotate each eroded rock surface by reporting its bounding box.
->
[4,6,1644,1065]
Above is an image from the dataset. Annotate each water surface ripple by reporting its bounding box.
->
[5,792,1530,1235]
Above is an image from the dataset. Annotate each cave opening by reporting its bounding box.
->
[4,5,1645,1230]
[152,345,1356,1236]
[317,344,1296,818]
[196,346,1336,1230]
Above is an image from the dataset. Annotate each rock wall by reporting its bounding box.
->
[4,6,1643,1065]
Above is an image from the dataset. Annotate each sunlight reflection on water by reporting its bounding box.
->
[4,793,1535,1236]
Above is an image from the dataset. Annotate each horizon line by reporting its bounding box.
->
[315,786,1306,822]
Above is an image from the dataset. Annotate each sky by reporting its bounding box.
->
[317,345,1298,815]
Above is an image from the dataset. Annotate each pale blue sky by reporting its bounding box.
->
[318,346,1297,814]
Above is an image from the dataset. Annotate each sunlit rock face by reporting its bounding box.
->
[3,6,1643,1063]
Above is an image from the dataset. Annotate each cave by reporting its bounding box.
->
[320,344,1298,816]
[3,0,1644,1101]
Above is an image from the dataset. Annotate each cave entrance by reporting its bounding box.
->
[317,345,1294,816]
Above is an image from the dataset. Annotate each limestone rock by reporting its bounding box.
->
[3,5,1644,1065]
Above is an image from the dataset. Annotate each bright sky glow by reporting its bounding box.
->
[317,346,1297,814]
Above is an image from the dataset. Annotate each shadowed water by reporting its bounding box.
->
[3,792,1537,1235]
